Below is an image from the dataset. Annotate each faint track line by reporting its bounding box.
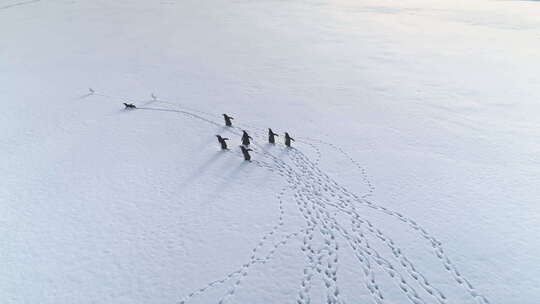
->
[0,0,40,11]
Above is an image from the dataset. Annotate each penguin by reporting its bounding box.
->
[241,130,253,146]
[223,114,234,127]
[216,135,229,150]
[123,102,136,109]
[268,128,278,144]
[240,146,253,161]
[284,132,295,147]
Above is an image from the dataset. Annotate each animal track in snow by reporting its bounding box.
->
[90,90,491,304]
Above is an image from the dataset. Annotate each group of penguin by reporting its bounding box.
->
[218,114,294,161]
[122,103,293,162]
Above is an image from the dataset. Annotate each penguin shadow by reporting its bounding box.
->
[277,145,291,158]
[110,103,141,116]
[220,125,239,137]
[177,150,229,190]
[76,92,94,100]
[226,156,252,179]
[261,143,276,153]
[201,158,252,206]
[176,133,230,189]
[112,107,137,115]
[221,146,252,180]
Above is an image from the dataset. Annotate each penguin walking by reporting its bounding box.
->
[284,132,295,147]
[241,130,253,146]
[216,135,229,150]
[240,146,253,161]
[123,102,136,109]
[268,128,278,144]
[223,114,234,127]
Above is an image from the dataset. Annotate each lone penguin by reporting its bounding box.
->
[241,130,253,146]
[223,114,234,127]
[240,146,253,161]
[268,128,278,144]
[123,102,136,109]
[216,135,229,150]
[284,132,294,147]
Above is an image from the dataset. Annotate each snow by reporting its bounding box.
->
[2,0,540,303]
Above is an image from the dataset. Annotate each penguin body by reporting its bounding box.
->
[241,130,252,146]
[268,128,278,144]
[216,135,229,150]
[240,146,253,161]
[284,132,294,147]
[223,114,234,127]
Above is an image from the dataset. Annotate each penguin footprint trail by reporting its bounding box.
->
[97,91,490,304]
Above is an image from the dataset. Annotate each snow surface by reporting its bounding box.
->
[2,0,540,303]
